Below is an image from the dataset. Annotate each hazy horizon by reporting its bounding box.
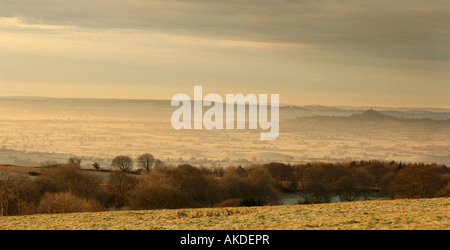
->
[1,95,450,111]
[0,96,448,167]
[1,1,449,166]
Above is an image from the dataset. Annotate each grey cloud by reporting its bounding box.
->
[1,0,449,61]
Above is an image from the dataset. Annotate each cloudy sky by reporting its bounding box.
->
[1,0,449,108]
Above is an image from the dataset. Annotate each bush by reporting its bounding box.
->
[221,165,279,205]
[128,178,189,210]
[167,164,224,205]
[0,173,40,216]
[106,171,138,207]
[214,198,243,208]
[35,164,101,199]
[38,192,103,214]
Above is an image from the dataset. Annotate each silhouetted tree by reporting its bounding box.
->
[92,162,101,171]
[68,156,82,168]
[111,155,133,172]
[137,153,155,172]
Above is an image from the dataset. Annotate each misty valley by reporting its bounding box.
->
[0,97,448,169]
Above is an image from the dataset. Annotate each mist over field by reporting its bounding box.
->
[0,96,448,168]
[1,1,449,233]
[1,1,449,169]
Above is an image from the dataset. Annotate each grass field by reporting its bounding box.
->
[0,197,448,230]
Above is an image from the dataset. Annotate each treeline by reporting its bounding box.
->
[0,158,449,216]
[263,161,450,203]
[0,158,278,216]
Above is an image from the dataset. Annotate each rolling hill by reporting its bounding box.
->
[0,197,448,230]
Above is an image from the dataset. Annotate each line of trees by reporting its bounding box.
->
[0,157,279,216]
[108,154,163,172]
[0,157,449,216]
[263,161,449,203]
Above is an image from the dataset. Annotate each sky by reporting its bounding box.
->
[0,0,449,108]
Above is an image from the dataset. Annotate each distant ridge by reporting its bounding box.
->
[351,108,397,120]
[1,96,449,120]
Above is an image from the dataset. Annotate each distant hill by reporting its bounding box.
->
[2,96,450,120]
[283,108,450,132]
[350,109,397,121]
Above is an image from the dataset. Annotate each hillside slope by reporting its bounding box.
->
[1,198,448,230]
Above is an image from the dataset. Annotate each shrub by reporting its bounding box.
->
[128,178,189,210]
[167,164,224,205]
[0,173,40,216]
[221,166,279,205]
[35,164,101,199]
[106,171,138,207]
[214,198,243,208]
[38,192,103,214]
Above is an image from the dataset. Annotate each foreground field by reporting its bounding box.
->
[1,197,448,230]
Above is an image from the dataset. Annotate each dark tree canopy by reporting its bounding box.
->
[111,155,133,172]
[137,153,155,172]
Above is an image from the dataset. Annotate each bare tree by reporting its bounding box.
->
[92,162,101,171]
[137,153,155,172]
[68,156,82,168]
[0,173,39,216]
[390,165,444,199]
[107,171,137,206]
[111,155,133,172]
